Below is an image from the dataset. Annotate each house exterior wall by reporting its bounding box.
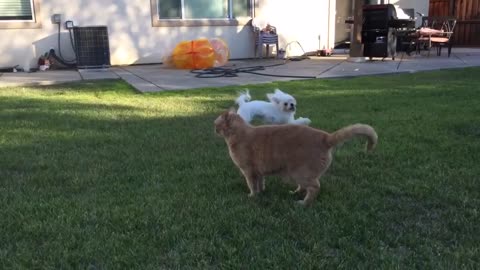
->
[0,0,255,70]
[335,0,353,44]
[0,0,427,70]
[255,0,336,56]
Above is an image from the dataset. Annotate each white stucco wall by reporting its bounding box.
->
[255,0,336,57]
[0,0,255,70]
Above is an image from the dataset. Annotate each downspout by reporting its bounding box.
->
[327,0,331,49]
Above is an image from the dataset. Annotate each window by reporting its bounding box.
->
[0,0,41,29]
[151,0,254,27]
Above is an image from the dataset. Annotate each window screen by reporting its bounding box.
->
[158,0,181,19]
[0,0,33,20]
[184,0,227,19]
[232,0,250,18]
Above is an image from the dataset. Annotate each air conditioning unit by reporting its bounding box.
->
[72,26,111,69]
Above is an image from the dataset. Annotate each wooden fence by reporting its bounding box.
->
[429,0,480,46]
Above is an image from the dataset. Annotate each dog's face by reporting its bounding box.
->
[214,109,241,137]
[267,89,297,113]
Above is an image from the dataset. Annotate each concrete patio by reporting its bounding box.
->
[1,48,479,92]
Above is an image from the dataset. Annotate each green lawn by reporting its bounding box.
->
[1,68,479,269]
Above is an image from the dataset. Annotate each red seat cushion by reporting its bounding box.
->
[419,27,444,35]
[430,37,449,43]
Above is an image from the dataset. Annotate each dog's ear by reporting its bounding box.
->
[274,89,284,95]
[267,93,280,104]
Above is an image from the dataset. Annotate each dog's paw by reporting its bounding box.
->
[297,117,311,125]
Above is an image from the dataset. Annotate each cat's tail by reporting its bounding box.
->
[235,89,251,106]
[327,124,378,152]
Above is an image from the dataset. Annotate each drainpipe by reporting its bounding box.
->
[327,0,331,49]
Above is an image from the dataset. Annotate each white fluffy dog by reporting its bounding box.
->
[235,89,311,125]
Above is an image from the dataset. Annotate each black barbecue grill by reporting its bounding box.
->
[361,4,415,60]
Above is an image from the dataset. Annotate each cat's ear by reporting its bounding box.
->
[222,108,236,124]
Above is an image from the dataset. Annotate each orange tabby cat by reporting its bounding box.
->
[214,110,378,206]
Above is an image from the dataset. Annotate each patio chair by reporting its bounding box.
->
[251,18,279,58]
[416,16,457,57]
